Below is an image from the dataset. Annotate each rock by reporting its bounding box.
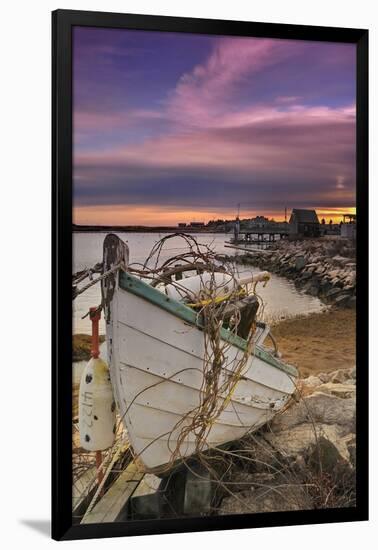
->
[333,255,351,266]
[308,284,320,296]
[319,280,332,295]
[318,372,331,383]
[270,391,355,435]
[334,294,352,307]
[265,423,350,463]
[316,382,356,399]
[302,375,323,388]
[348,296,356,308]
[343,434,356,467]
[295,256,307,270]
[343,284,355,291]
[234,239,355,309]
[326,287,343,299]
[306,435,351,476]
[330,369,351,384]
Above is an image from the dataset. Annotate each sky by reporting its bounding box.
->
[73,27,356,225]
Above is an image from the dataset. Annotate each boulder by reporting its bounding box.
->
[319,280,332,294]
[326,287,343,299]
[295,256,307,271]
[316,382,356,399]
[264,423,350,463]
[330,369,351,384]
[334,294,352,307]
[318,372,331,383]
[333,256,351,266]
[348,296,356,308]
[306,435,351,476]
[270,391,355,435]
[328,269,341,279]
[301,375,323,389]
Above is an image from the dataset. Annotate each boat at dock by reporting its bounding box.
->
[100,234,298,473]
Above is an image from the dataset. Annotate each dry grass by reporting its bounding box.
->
[73,333,106,361]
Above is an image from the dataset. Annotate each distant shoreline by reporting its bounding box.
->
[73,224,225,234]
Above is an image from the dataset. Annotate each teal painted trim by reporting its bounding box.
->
[119,271,298,378]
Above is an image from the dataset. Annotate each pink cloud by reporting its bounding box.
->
[166,37,298,127]
[75,102,355,191]
[74,108,163,132]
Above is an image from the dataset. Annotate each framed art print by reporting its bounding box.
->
[52,9,368,541]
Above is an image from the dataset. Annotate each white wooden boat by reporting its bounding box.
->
[101,235,298,473]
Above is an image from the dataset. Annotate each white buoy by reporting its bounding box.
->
[79,356,116,451]
[78,307,116,452]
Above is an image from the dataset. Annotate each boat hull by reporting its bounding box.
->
[106,271,298,472]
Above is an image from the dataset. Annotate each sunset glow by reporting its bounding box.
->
[73,29,356,226]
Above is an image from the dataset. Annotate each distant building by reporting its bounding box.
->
[340,213,356,239]
[244,215,270,229]
[320,223,341,236]
[289,209,320,237]
[189,222,205,228]
[177,223,187,228]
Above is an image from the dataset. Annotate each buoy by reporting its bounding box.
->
[79,308,116,452]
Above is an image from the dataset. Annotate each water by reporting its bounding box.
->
[73,232,326,335]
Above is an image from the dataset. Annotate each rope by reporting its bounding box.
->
[72,261,125,299]
[73,233,270,473]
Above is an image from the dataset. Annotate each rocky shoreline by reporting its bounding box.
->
[223,238,356,308]
[218,366,356,514]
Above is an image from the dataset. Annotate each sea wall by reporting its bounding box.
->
[223,238,356,308]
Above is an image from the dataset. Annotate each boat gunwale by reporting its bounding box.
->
[118,271,298,378]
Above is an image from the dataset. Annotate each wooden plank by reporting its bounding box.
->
[81,461,145,524]
[72,467,97,511]
[224,243,271,254]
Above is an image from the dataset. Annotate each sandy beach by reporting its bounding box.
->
[272,307,356,377]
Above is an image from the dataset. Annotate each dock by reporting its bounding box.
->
[224,243,271,254]
[81,460,146,524]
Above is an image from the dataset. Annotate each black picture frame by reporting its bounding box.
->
[52,9,369,541]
